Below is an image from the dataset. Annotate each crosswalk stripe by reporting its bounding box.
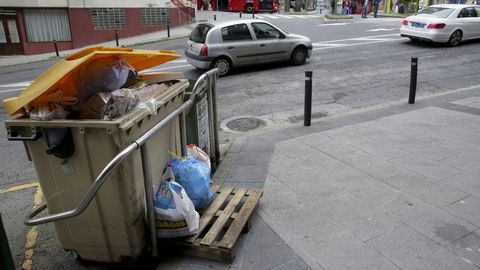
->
[0,87,26,93]
[313,43,347,47]
[317,22,349,26]
[0,81,32,88]
[278,14,294,18]
[262,14,280,19]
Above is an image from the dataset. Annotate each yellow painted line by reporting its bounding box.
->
[1,182,39,194]
[22,187,42,270]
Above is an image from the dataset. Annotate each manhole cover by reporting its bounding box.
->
[225,117,267,132]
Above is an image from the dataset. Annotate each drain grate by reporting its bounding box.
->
[225,117,267,132]
[287,111,329,123]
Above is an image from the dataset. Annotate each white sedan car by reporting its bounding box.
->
[400,4,480,46]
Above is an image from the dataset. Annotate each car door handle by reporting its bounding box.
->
[227,46,235,49]
[260,44,266,47]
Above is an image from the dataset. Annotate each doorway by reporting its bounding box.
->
[0,13,24,55]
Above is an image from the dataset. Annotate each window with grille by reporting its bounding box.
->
[91,8,126,29]
[141,8,171,25]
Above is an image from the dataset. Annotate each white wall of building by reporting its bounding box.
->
[0,0,171,8]
[0,0,68,7]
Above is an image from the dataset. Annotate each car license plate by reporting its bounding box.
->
[411,22,425,28]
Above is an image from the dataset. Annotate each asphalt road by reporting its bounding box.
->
[1,14,480,269]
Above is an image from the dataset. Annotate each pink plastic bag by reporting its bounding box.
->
[187,144,211,172]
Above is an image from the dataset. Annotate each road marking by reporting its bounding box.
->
[0,81,32,88]
[0,182,39,193]
[354,18,403,23]
[313,37,405,50]
[261,14,280,19]
[315,33,400,43]
[351,37,396,41]
[367,28,399,32]
[22,187,42,270]
[314,43,348,47]
[0,87,26,93]
[317,22,349,26]
[278,14,294,18]
[142,64,192,72]
[170,59,187,63]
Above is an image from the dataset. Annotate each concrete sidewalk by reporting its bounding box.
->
[156,87,480,269]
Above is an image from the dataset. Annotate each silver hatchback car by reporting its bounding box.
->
[185,19,313,76]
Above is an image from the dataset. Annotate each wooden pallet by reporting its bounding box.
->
[163,185,263,263]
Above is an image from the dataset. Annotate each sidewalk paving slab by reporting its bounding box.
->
[203,86,480,270]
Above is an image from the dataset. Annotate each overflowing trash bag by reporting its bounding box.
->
[2,47,182,121]
[79,88,141,120]
[170,157,213,210]
[29,91,78,120]
[187,144,211,171]
[154,163,199,238]
[70,58,136,112]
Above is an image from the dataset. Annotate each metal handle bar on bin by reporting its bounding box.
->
[24,69,218,226]
[188,68,219,105]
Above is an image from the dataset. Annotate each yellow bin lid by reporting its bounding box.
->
[3,46,181,115]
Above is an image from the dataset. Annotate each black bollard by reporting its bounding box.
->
[115,29,119,47]
[0,214,15,270]
[167,24,170,38]
[409,57,418,104]
[240,12,242,18]
[53,39,59,57]
[304,71,313,126]
[252,10,255,18]
[214,14,217,20]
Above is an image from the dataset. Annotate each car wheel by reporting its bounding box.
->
[245,4,254,13]
[211,57,231,76]
[290,46,307,66]
[448,30,462,47]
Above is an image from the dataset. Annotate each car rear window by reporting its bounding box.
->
[417,7,455,18]
[190,24,212,43]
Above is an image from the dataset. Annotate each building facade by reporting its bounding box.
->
[0,0,194,55]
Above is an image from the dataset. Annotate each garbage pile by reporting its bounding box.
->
[3,47,182,120]
[29,57,176,121]
[154,145,214,238]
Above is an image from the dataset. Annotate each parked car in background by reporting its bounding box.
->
[185,19,313,76]
[400,4,480,46]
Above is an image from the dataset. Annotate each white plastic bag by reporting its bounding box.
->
[154,181,199,238]
[29,91,78,120]
[187,144,211,172]
[136,83,168,115]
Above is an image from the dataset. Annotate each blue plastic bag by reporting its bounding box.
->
[170,157,213,209]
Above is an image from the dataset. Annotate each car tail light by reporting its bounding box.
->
[402,20,408,25]
[199,44,208,57]
[427,23,446,29]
